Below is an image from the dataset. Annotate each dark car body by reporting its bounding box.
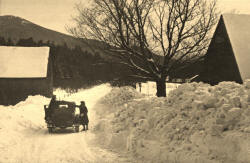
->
[44,100,80,133]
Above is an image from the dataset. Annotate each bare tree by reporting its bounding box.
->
[68,0,218,97]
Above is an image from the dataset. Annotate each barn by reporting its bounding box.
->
[200,14,250,85]
[0,46,53,105]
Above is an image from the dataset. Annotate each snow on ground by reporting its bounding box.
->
[136,82,180,96]
[0,84,130,163]
[96,81,250,163]
[4,81,250,163]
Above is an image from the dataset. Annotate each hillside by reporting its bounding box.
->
[0,15,135,89]
[0,15,107,57]
[0,15,203,88]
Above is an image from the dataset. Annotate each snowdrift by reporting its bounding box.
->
[0,95,50,163]
[100,86,145,106]
[95,81,250,163]
[0,84,131,163]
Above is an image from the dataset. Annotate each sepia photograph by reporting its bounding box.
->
[0,0,250,162]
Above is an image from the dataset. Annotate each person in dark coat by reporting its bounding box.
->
[79,101,89,131]
[49,95,57,108]
[47,95,57,119]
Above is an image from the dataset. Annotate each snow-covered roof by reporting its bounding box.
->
[0,46,50,78]
[222,14,250,80]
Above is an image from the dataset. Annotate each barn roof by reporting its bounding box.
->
[222,14,250,80]
[0,46,50,78]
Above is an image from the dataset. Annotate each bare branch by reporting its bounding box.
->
[68,0,218,93]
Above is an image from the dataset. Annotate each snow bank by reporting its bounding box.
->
[0,84,112,134]
[100,86,145,106]
[0,94,50,130]
[96,81,250,163]
[0,84,129,163]
[0,95,50,163]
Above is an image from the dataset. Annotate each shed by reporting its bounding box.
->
[200,14,250,84]
[0,46,53,105]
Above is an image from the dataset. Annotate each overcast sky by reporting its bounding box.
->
[1,0,250,35]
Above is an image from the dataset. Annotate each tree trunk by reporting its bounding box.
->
[156,79,166,97]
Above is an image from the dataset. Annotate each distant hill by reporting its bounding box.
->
[0,15,108,57]
[0,15,135,88]
[0,15,204,87]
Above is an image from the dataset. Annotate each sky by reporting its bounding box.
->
[0,0,250,35]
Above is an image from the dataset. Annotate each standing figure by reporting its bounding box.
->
[49,95,57,108]
[79,101,89,131]
[46,95,57,120]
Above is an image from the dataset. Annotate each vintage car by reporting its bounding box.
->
[44,100,80,133]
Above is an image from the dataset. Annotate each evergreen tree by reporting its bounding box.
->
[16,37,36,46]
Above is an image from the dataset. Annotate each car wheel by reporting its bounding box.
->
[48,127,53,133]
[75,126,79,132]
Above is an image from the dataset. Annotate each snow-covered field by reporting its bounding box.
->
[0,84,130,163]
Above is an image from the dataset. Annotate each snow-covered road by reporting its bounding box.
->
[0,84,129,163]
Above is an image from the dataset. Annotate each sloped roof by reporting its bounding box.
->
[0,46,50,78]
[222,14,250,80]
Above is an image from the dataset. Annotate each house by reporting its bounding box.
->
[0,46,53,105]
[200,14,250,85]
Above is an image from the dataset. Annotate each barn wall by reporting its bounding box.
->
[201,17,242,85]
[0,78,52,105]
[0,50,53,106]
[47,50,53,96]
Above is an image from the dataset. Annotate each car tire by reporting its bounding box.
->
[48,127,53,133]
[75,126,79,132]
